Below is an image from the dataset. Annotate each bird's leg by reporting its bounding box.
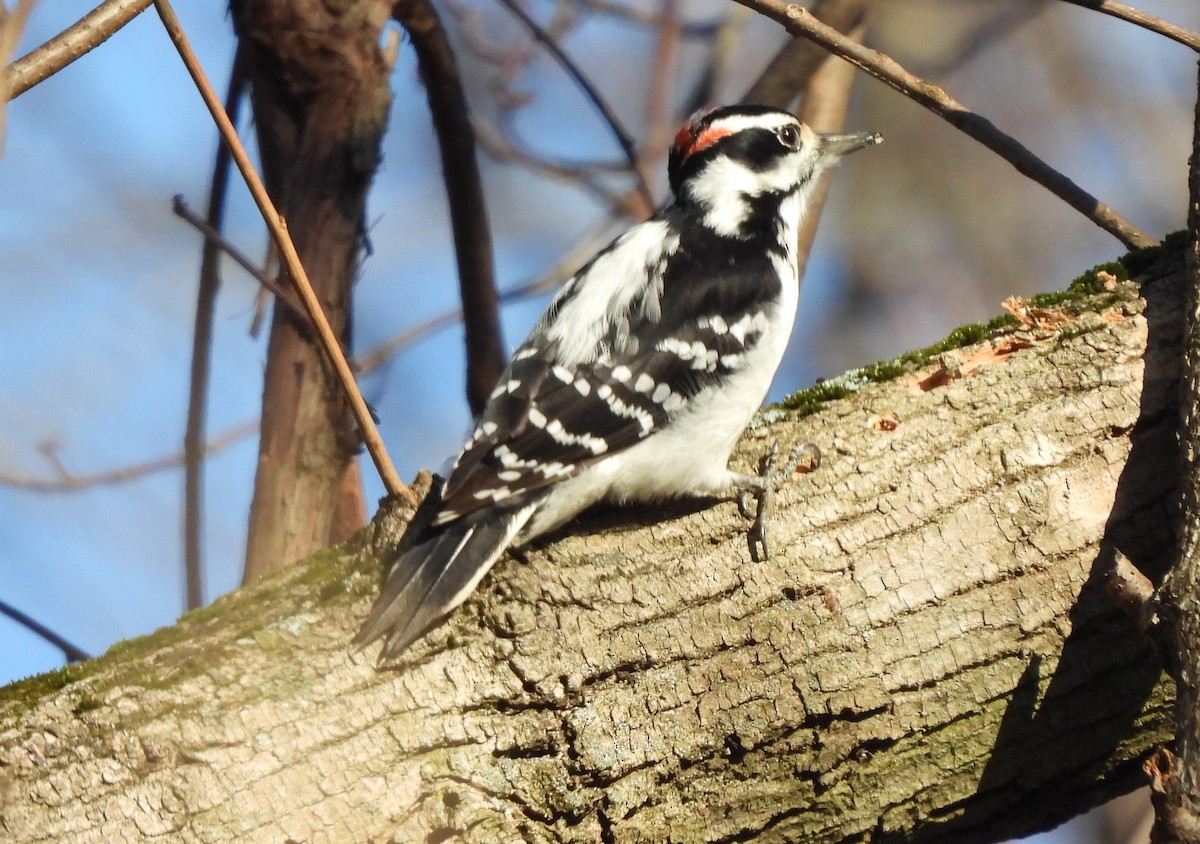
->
[733,440,820,561]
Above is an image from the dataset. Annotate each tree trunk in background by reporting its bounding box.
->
[0,248,1185,843]
[231,0,394,581]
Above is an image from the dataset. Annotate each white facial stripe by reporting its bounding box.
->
[706,112,800,137]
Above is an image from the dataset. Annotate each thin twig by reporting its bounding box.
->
[0,216,621,497]
[1059,0,1200,53]
[913,1,1044,78]
[394,0,504,416]
[0,600,91,663]
[1103,547,1158,636]
[152,0,411,504]
[6,0,151,99]
[495,0,656,215]
[581,0,724,37]
[182,48,245,613]
[172,196,307,321]
[0,421,258,492]
[738,0,1155,250]
[472,118,638,214]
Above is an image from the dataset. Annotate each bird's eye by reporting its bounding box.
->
[776,125,801,149]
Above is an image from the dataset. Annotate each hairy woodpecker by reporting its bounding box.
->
[355,105,881,661]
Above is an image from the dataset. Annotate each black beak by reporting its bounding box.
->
[820,131,883,158]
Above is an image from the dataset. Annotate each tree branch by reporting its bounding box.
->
[0,245,1185,841]
[5,0,151,100]
[495,0,657,215]
[171,197,308,322]
[152,0,411,506]
[0,422,258,492]
[738,0,1156,251]
[1058,0,1200,53]
[0,601,90,664]
[393,0,505,416]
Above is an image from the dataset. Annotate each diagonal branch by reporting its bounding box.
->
[171,197,308,322]
[152,0,411,506]
[6,0,151,99]
[0,600,90,663]
[495,0,656,215]
[1058,0,1200,53]
[393,0,505,416]
[0,422,257,492]
[738,0,1156,251]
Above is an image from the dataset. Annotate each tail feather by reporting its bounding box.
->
[353,504,535,662]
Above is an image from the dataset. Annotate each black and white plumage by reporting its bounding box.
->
[355,105,881,661]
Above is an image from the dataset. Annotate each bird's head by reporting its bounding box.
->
[667,105,881,237]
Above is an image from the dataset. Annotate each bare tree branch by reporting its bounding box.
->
[0,601,90,663]
[6,0,151,100]
[171,197,308,321]
[0,423,257,493]
[472,118,638,212]
[393,0,504,416]
[152,0,412,506]
[1059,0,1200,53]
[182,48,246,613]
[0,217,619,496]
[911,1,1045,78]
[738,0,1157,251]
[495,0,657,215]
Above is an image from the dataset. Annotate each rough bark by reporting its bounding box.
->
[1144,61,1200,844]
[0,248,1186,842]
[235,0,393,580]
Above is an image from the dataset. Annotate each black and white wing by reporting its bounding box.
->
[355,209,786,659]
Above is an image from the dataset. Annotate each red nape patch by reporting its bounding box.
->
[680,126,732,160]
[673,120,698,153]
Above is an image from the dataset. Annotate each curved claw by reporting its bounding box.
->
[737,490,756,521]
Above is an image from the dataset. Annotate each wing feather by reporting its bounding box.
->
[436,208,786,524]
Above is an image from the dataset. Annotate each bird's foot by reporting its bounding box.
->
[738,440,820,562]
